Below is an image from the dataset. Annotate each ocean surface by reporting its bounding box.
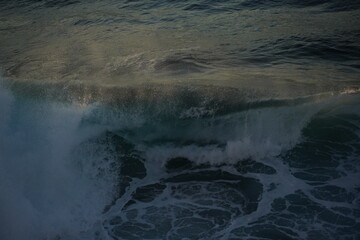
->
[0,0,359,239]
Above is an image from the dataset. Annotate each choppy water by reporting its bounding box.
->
[0,1,359,240]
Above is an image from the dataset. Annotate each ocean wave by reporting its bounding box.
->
[1,82,359,239]
[1,0,360,238]
[3,80,358,164]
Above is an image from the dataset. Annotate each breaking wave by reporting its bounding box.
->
[1,79,359,239]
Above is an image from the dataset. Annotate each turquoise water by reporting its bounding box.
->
[0,1,359,239]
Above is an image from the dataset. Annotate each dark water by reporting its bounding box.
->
[0,1,359,240]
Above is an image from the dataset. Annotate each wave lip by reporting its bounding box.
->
[1,82,359,240]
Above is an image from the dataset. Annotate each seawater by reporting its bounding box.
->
[0,1,359,240]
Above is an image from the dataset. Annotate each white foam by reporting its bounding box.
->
[141,92,360,165]
[142,102,326,165]
[1,80,359,239]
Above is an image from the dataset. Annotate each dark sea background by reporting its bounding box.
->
[0,0,359,239]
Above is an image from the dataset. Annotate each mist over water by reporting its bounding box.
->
[0,0,360,240]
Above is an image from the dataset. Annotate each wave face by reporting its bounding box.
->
[1,83,359,240]
[0,0,360,240]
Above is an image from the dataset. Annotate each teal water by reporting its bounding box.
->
[0,1,359,239]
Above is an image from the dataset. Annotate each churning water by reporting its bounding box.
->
[0,0,359,239]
